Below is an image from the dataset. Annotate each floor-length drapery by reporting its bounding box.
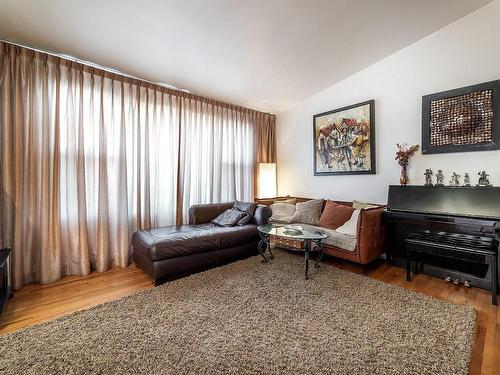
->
[0,41,276,290]
[178,99,256,223]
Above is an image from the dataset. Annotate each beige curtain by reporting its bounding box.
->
[0,41,275,290]
[177,100,272,223]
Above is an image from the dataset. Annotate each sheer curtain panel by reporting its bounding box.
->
[0,43,179,289]
[0,41,276,289]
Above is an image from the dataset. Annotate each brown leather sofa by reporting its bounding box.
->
[131,202,272,285]
[255,196,385,267]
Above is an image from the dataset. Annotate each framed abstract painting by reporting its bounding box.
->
[313,99,375,176]
[422,80,500,154]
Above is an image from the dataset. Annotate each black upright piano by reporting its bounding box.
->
[384,185,500,290]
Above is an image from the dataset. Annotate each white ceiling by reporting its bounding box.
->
[0,0,493,113]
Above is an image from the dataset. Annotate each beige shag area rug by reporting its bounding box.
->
[0,250,475,374]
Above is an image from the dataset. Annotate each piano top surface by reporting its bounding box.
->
[386,185,500,221]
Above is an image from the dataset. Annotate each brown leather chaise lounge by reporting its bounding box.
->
[131,202,272,285]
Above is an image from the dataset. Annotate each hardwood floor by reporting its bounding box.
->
[0,257,498,375]
[0,264,153,335]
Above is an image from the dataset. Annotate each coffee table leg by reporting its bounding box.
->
[314,241,323,268]
[305,241,310,280]
[258,232,269,263]
[268,243,274,260]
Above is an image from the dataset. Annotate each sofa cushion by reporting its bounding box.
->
[298,224,356,252]
[319,201,354,229]
[269,202,296,224]
[290,199,323,225]
[211,209,247,227]
[233,201,257,226]
[320,227,357,252]
[132,223,258,261]
[335,209,360,236]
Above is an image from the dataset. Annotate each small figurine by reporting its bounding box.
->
[449,172,460,186]
[463,173,470,187]
[477,171,491,187]
[435,170,444,186]
[424,169,433,186]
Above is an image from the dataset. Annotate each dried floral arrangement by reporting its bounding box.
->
[395,143,419,185]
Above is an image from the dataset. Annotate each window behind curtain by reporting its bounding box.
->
[178,99,255,222]
[0,41,274,289]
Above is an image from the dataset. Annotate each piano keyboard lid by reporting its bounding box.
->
[387,185,500,221]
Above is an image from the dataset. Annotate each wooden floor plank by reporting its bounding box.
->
[0,258,497,375]
[480,292,497,375]
[492,306,500,375]
[0,264,153,334]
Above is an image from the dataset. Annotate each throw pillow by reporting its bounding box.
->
[335,209,361,236]
[318,201,355,229]
[352,200,379,210]
[290,199,323,225]
[233,201,257,226]
[269,202,296,224]
[211,209,247,227]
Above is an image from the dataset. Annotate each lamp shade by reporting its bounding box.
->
[258,163,277,198]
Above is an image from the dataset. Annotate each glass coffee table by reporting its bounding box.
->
[257,224,330,279]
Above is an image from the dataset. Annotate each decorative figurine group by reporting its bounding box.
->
[424,169,491,187]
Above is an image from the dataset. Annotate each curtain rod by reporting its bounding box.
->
[0,38,274,116]
[0,37,190,93]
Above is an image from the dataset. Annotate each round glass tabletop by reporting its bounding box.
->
[257,224,329,241]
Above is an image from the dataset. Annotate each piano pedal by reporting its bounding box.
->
[445,275,452,282]
[464,280,471,288]
[453,278,461,285]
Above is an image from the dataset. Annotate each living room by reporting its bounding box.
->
[0,0,499,374]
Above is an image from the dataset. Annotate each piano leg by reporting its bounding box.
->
[491,253,498,305]
[412,256,420,275]
[406,249,411,282]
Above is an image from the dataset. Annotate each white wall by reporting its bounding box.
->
[277,0,500,204]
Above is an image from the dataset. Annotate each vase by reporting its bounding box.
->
[400,164,409,185]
